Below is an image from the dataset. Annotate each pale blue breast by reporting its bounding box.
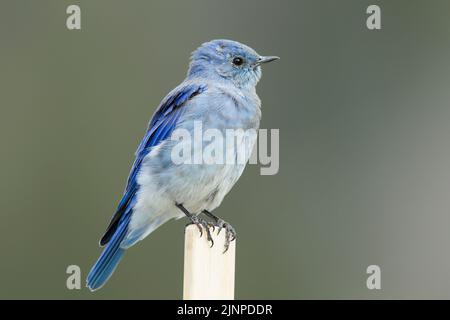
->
[139,82,261,214]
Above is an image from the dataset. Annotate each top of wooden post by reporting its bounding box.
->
[183,224,236,300]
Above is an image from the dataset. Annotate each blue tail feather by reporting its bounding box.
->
[86,213,131,291]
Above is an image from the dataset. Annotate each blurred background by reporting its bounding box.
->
[1,0,450,299]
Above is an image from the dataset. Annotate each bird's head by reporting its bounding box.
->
[188,39,279,89]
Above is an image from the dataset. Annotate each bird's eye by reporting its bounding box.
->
[232,57,244,66]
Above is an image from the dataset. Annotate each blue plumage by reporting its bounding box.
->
[86,39,278,291]
[86,197,135,290]
[87,84,206,290]
[97,83,206,247]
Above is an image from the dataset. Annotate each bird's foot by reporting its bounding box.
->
[216,219,236,253]
[186,215,215,248]
[177,203,215,247]
[202,210,236,253]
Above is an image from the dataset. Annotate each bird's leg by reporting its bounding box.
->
[176,203,214,247]
[202,210,236,253]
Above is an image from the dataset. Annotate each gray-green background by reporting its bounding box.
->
[1,0,450,299]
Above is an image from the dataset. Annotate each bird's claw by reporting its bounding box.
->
[187,216,214,248]
[215,219,236,253]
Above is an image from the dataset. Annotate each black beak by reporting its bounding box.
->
[255,56,280,66]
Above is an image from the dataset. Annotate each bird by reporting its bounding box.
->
[86,39,279,291]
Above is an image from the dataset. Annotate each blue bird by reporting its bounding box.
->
[86,39,278,291]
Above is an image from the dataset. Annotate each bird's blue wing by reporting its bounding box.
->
[99,82,207,246]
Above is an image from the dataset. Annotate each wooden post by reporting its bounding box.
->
[183,224,236,300]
